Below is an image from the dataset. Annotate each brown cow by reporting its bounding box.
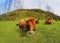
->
[10,16,15,21]
[45,18,53,24]
[16,17,39,34]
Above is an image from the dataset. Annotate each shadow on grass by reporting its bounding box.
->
[43,22,52,25]
[16,28,27,37]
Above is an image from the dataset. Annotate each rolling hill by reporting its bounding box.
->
[0,9,60,21]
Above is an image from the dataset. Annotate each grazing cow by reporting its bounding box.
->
[10,16,15,21]
[45,18,53,24]
[16,17,39,34]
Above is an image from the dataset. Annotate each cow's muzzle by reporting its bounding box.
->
[28,31,34,34]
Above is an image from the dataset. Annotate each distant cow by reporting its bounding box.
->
[45,18,53,24]
[10,16,15,21]
[16,17,39,34]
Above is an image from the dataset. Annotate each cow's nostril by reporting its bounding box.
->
[29,32,32,34]
[28,31,34,34]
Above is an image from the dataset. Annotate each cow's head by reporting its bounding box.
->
[26,17,39,34]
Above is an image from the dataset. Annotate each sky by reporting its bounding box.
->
[0,0,60,16]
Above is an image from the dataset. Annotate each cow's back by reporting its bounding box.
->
[19,19,27,26]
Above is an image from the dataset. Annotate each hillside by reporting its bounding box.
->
[0,9,60,21]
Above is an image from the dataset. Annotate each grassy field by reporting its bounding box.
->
[0,20,60,43]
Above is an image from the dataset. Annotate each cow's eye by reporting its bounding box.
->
[31,20,32,21]
[30,20,33,21]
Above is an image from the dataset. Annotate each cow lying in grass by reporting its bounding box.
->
[16,17,39,34]
[45,18,53,24]
[10,16,15,21]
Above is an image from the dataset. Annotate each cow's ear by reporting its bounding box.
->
[16,24,19,26]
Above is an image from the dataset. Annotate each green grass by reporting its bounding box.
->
[0,20,60,43]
